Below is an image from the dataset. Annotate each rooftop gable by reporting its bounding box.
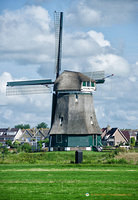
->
[107,128,118,137]
[121,130,130,141]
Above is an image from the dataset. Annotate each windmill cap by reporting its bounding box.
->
[54,70,95,91]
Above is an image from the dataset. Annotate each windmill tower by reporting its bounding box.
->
[6,12,110,151]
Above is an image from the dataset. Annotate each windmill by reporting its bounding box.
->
[6,12,112,151]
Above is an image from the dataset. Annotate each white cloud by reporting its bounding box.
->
[3,109,13,120]
[0,71,52,127]
[66,1,101,27]
[0,6,54,65]
[0,5,131,77]
[66,0,137,28]
[88,31,110,47]
[0,72,12,94]
[88,54,130,76]
[129,76,137,82]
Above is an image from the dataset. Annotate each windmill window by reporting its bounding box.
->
[87,81,90,87]
[59,116,63,126]
[91,82,95,87]
[75,94,78,103]
[56,134,62,143]
[83,81,86,86]
[90,116,93,125]
[82,81,95,87]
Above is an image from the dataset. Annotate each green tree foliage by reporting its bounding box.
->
[130,137,135,147]
[13,141,20,148]
[2,146,9,155]
[37,141,42,150]
[21,143,32,153]
[43,138,49,147]
[5,140,12,147]
[37,138,49,150]
[15,124,30,129]
[36,122,48,129]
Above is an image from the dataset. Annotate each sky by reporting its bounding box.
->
[0,0,138,129]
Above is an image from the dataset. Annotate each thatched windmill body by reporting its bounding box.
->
[6,12,109,151]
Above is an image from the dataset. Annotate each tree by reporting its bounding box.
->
[37,138,49,151]
[0,143,3,153]
[21,143,32,153]
[36,122,48,129]
[6,140,13,148]
[130,137,135,147]
[37,141,42,151]
[13,141,20,148]
[15,124,30,129]
[43,138,49,147]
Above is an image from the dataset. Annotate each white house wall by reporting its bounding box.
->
[115,130,127,146]
[14,129,23,142]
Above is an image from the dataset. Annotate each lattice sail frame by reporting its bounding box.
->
[6,79,53,96]
[6,85,52,96]
[83,71,105,84]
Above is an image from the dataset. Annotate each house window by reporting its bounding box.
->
[56,134,62,143]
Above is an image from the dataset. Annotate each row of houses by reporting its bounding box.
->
[101,126,138,146]
[0,128,49,146]
[0,126,137,148]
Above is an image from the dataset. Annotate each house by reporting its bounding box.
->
[36,128,49,141]
[0,128,23,145]
[0,127,49,146]
[121,129,138,144]
[18,129,33,144]
[101,125,112,139]
[130,130,138,142]
[121,130,130,143]
[102,128,129,146]
[18,128,49,145]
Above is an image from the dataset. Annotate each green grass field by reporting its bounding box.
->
[0,151,138,200]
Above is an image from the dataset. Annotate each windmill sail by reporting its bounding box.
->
[83,71,105,84]
[6,79,53,95]
[51,12,63,126]
[54,11,63,78]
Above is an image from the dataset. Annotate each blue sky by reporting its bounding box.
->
[0,0,138,129]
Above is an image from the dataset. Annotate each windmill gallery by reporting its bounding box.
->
[6,12,113,151]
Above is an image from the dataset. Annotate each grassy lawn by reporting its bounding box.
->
[1,150,138,165]
[0,151,138,200]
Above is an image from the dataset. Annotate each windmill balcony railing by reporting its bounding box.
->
[81,86,96,92]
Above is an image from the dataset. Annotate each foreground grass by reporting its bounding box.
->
[0,151,138,199]
[0,164,138,200]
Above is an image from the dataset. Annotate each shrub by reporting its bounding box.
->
[5,140,13,148]
[117,158,128,164]
[106,158,128,164]
[130,137,135,147]
[12,141,20,148]
[21,143,32,153]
